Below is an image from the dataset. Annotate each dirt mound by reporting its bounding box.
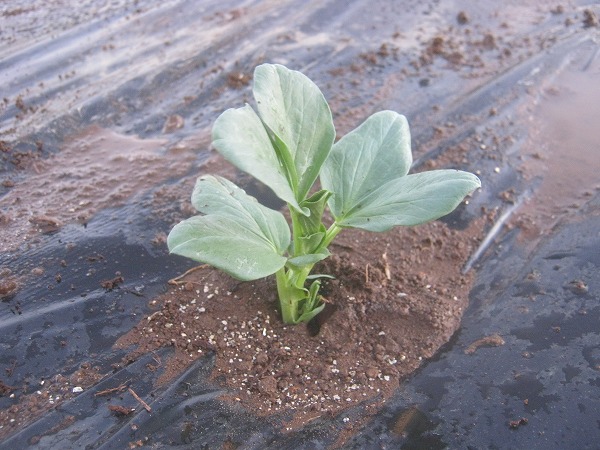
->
[116,217,482,428]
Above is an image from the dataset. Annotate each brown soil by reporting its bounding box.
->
[116,215,483,429]
[1,0,598,446]
[0,125,201,253]
[0,363,104,441]
[0,134,485,441]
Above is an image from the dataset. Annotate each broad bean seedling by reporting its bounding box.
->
[168,64,481,324]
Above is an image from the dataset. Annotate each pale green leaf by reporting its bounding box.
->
[298,189,332,236]
[297,232,325,256]
[335,170,481,232]
[321,110,412,220]
[167,175,291,281]
[287,248,330,269]
[306,274,335,280]
[212,104,302,212]
[296,302,324,323]
[168,216,287,281]
[253,63,335,201]
[191,175,289,254]
[295,280,325,323]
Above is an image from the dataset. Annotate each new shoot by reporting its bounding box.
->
[168,64,481,324]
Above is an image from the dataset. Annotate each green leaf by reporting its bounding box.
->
[306,273,335,280]
[295,305,325,323]
[287,248,330,269]
[167,176,290,281]
[212,104,302,212]
[253,63,336,202]
[321,110,412,220]
[334,170,481,232]
[168,216,288,281]
[295,280,325,323]
[297,232,325,256]
[191,175,289,254]
[321,110,480,232]
[298,189,332,235]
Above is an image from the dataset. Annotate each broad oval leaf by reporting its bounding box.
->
[321,110,412,220]
[212,104,302,212]
[335,170,481,232]
[253,63,336,202]
[168,216,287,281]
[168,175,291,281]
[191,175,290,254]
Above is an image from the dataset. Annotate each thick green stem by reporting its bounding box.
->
[320,222,342,250]
[276,268,298,324]
[277,219,343,324]
[276,264,316,324]
[289,206,303,256]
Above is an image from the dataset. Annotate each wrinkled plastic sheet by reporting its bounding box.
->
[1,0,599,448]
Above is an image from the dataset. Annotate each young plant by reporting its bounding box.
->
[167,64,481,324]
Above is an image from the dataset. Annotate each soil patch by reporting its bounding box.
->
[504,53,600,253]
[0,363,104,441]
[116,216,483,429]
[0,126,200,253]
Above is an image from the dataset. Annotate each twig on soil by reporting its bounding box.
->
[128,387,151,413]
[464,334,505,355]
[168,264,209,286]
[382,252,391,280]
[146,311,162,322]
[95,382,129,397]
[146,352,162,372]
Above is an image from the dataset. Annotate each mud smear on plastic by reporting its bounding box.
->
[2,0,600,448]
[0,126,202,253]
[0,202,196,442]
[347,43,600,450]
[516,49,600,244]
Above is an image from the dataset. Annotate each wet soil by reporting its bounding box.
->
[0,129,483,443]
[0,126,199,253]
[1,0,599,448]
[116,215,482,428]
